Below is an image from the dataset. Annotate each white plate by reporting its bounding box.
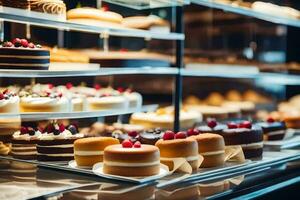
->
[68,160,92,170]
[92,163,169,183]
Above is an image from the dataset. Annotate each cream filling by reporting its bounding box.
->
[10,169,36,173]
[37,153,73,157]
[267,130,285,136]
[200,150,225,156]
[74,150,104,156]
[37,144,73,148]
[104,160,160,167]
[12,146,36,150]
[11,151,37,155]
[160,155,199,162]
[0,55,50,59]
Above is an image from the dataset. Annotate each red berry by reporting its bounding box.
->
[163,130,175,140]
[48,84,54,89]
[117,87,125,93]
[58,93,63,98]
[20,39,28,47]
[133,141,141,148]
[0,93,4,100]
[3,41,13,47]
[267,117,275,123]
[46,92,51,97]
[47,124,55,133]
[102,5,109,11]
[207,119,217,129]
[66,83,73,89]
[12,38,22,47]
[20,126,28,135]
[227,122,238,129]
[37,126,44,133]
[239,121,252,129]
[28,43,35,48]
[128,131,138,138]
[2,89,8,94]
[187,128,199,136]
[120,48,128,52]
[59,124,65,132]
[94,84,101,90]
[122,139,133,148]
[175,131,187,139]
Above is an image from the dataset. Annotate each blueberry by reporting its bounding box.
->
[68,125,77,135]
[27,127,35,136]
[53,129,60,135]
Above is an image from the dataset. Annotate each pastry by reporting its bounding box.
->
[283,114,300,129]
[155,131,199,170]
[225,90,242,102]
[74,137,119,167]
[11,126,42,160]
[37,122,83,162]
[19,90,70,112]
[130,107,201,130]
[197,119,226,134]
[0,39,50,70]
[243,90,269,103]
[221,121,263,159]
[205,92,224,106]
[184,95,202,105]
[29,0,66,15]
[103,140,160,176]
[191,133,225,168]
[49,47,89,63]
[222,101,255,118]
[0,89,19,113]
[256,117,287,141]
[139,128,164,145]
[185,105,228,120]
[86,95,129,111]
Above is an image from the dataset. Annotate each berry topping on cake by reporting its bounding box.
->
[163,130,175,140]
[133,141,141,148]
[21,39,28,48]
[28,42,35,48]
[187,128,200,136]
[66,83,73,89]
[59,124,65,132]
[3,41,13,47]
[267,117,275,123]
[122,139,133,148]
[175,131,187,139]
[20,126,28,135]
[128,131,138,138]
[37,126,45,133]
[0,93,4,100]
[117,87,125,93]
[227,122,238,129]
[94,84,101,90]
[12,38,22,47]
[48,83,54,89]
[239,121,252,129]
[207,118,217,129]
[67,125,78,135]
[46,124,55,133]
[27,127,36,136]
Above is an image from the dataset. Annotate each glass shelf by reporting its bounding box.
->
[103,0,190,10]
[192,0,300,28]
[0,7,184,40]
[0,104,158,121]
[0,67,179,78]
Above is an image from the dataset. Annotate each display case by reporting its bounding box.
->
[0,0,300,199]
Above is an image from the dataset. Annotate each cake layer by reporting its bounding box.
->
[2,0,29,9]
[103,164,160,177]
[37,138,77,146]
[36,145,73,154]
[37,155,73,162]
[220,126,263,145]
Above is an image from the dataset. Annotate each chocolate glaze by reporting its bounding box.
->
[139,129,163,145]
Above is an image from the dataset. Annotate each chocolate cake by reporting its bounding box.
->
[197,119,226,134]
[0,39,50,70]
[37,123,83,162]
[139,128,164,145]
[256,118,287,141]
[220,121,263,159]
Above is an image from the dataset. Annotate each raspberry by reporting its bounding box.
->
[133,141,141,148]
[207,118,217,129]
[94,84,101,90]
[128,131,138,138]
[59,124,65,132]
[12,38,22,47]
[175,131,187,139]
[239,121,252,129]
[267,117,275,123]
[28,43,35,48]
[122,139,133,148]
[163,130,175,140]
[3,41,13,47]
[20,39,28,47]
[227,122,238,129]
[0,93,4,100]
[66,83,73,89]
[187,128,200,136]
[20,126,28,135]
[117,87,124,93]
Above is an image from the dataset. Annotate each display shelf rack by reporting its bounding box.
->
[103,0,190,10]
[0,7,184,40]
[0,104,158,121]
[0,67,179,78]
[192,0,300,28]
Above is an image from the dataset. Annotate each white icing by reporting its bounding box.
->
[39,129,83,140]
[0,95,19,107]
[123,92,143,108]
[12,130,42,140]
[74,150,104,156]
[104,160,160,167]
[267,130,286,136]
[200,150,225,156]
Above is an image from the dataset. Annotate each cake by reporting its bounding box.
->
[222,101,255,118]
[185,105,228,121]
[11,126,42,160]
[103,140,160,177]
[220,121,263,159]
[122,89,143,109]
[37,122,83,162]
[19,90,69,112]
[155,131,199,171]
[130,107,201,130]
[197,119,226,135]
[86,95,129,111]
[283,114,300,129]
[256,117,287,141]
[225,90,242,102]
[0,118,21,144]
[190,133,225,168]
[29,0,66,15]
[0,89,19,113]
[74,137,119,167]
[139,128,164,145]
[205,92,224,106]
[0,39,50,70]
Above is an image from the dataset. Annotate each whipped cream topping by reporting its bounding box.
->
[104,160,160,167]
[87,96,128,103]
[0,95,19,107]
[267,130,286,136]
[74,150,104,156]
[39,129,83,140]
[13,130,42,140]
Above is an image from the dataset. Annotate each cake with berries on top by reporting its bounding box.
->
[19,89,69,113]
[0,38,49,70]
[11,126,43,160]
[256,117,287,141]
[197,118,226,134]
[37,121,83,162]
[139,128,164,145]
[220,121,263,159]
[103,140,160,177]
[155,131,199,171]
[0,89,19,113]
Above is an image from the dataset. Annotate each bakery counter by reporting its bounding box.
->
[0,157,299,200]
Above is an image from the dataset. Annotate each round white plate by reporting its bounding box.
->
[68,160,93,169]
[92,163,169,183]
